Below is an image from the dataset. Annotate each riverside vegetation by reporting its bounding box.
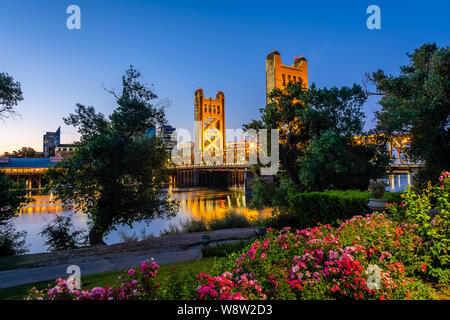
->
[25,173,450,300]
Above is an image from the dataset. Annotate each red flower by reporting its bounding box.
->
[420,264,426,271]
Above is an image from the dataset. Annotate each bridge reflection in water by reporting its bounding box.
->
[169,186,272,223]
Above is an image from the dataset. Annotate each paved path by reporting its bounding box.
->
[0,246,202,289]
[0,227,258,289]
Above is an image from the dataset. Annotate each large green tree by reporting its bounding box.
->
[244,81,388,209]
[0,72,23,120]
[370,43,449,186]
[47,67,178,245]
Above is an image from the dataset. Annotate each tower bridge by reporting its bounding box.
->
[170,51,424,190]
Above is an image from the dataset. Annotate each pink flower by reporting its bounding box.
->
[127,268,135,276]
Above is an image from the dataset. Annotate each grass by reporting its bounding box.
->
[161,218,207,235]
[208,212,252,230]
[161,211,253,235]
[0,257,222,300]
[202,240,252,258]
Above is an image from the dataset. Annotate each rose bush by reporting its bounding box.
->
[27,259,160,300]
[385,171,450,283]
[27,212,441,300]
[196,214,433,300]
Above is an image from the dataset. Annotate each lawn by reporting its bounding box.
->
[0,257,222,300]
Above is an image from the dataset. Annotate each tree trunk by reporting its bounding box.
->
[89,228,106,246]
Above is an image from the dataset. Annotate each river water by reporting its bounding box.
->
[12,187,271,254]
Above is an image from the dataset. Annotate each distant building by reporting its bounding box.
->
[54,144,77,158]
[156,125,176,153]
[43,127,60,157]
[0,157,61,189]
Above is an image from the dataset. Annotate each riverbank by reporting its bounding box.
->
[0,227,258,289]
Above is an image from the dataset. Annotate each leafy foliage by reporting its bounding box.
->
[46,66,178,245]
[0,72,23,120]
[370,43,450,186]
[288,190,370,228]
[0,221,28,257]
[368,180,388,198]
[39,215,87,251]
[2,147,37,158]
[208,212,252,230]
[386,172,450,283]
[195,214,433,300]
[0,173,30,225]
[244,81,389,209]
[202,240,252,258]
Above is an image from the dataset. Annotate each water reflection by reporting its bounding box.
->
[12,187,270,254]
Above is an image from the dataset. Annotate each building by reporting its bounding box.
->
[0,157,61,190]
[43,127,61,157]
[194,89,226,160]
[54,144,77,158]
[265,51,308,102]
[156,125,176,153]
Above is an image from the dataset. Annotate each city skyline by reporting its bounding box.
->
[1,0,449,153]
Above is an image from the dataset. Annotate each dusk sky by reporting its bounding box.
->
[0,0,448,153]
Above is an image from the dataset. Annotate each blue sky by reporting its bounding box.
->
[0,0,448,152]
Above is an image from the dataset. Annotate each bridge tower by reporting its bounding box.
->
[265,51,308,103]
[194,89,225,162]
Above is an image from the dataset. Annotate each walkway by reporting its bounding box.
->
[0,227,257,289]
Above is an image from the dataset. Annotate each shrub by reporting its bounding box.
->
[202,240,252,258]
[383,192,403,204]
[368,180,388,198]
[182,218,207,233]
[288,190,370,228]
[27,259,160,300]
[161,218,207,235]
[195,213,434,300]
[156,266,199,300]
[208,212,252,230]
[27,213,436,300]
[119,228,154,242]
[39,215,87,251]
[386,171,450,283]
[0,221,28,257]
[261,214,302,230]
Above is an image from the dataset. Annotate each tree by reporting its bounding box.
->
[0,173,30,225]
[3,147,37,158]
[47,66,178,245]
[0,72,23,120]
[244,81,388,193]
[370,43,450,186]
[39,215,87,251]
